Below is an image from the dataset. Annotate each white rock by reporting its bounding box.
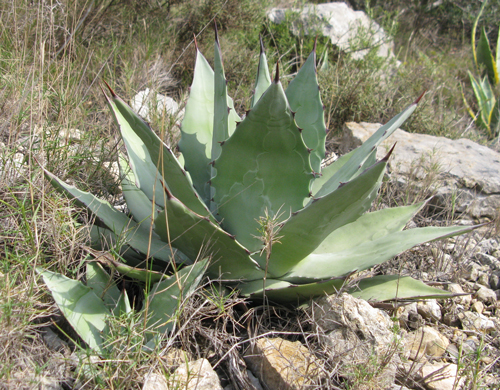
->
[342,121,500,220]
[416,299,442,322]
[447,283,471,308]
[312,293,398,388]
[404,326,449,360]
[130,88,184,123]
[267,2,395,60]
[459,311,496,333]
[171,358,223,390]
[475,286,497,305]
[143,372,168,390]
[417,362,463,390]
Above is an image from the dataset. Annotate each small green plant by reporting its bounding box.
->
[38,31,478,347]
[465,0,500,138]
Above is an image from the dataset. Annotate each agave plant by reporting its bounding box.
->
[465,0,500,138]
[41,33,475,311]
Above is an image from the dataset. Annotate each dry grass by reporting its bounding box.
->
[1,0,499,389]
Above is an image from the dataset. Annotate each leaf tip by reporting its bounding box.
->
[103,80,117,98]
[415,90,426,105]
[274,61,280,83]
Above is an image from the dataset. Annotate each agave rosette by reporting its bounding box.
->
[43,34,476,304]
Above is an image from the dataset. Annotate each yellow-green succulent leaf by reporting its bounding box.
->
[477,27,499,85]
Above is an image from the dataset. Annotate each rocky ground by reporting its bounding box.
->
[5,118,499,390]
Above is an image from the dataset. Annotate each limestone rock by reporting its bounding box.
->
[267,2,395,60]
[404,326,449,360]
[170,358,223,390]
[416,299,442,322]
[312,293,399,388]
[131,88,184,123]
[397,302,422,330]
[413,362,463,390]
[446,283,472,308]
[475,286,497,305]
[459,311,496,333]
[244,337,322,390]
[342,122,500,220]
[143,372,169,390]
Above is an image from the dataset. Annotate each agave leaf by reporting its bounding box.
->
[313,100,418,199]
[212,80,314,252]
[104,88,211,220]
[238,278,345,304]
[349,275,456,301]
[100,256,168,284]
[154,191,265,280]
[114,290,132,316]
[259,157,387,276]
[37,268,109,353]
[118,153,159,232]
[86,261,121,310]
[211,33,241,211]
[286,48,327,173]
[44,168,191,266]
[89,226,167,271]
[144,259,208,337]
[311,148,377,201]
[251,37,272,107]
[285,225,475,282]
[476,27,499,86]
[179,48,214,202]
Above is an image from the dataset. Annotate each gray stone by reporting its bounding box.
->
[244,337,322,390]
[416,299,442,322]
[397,302,422,329]
[475,286,497,305]
[143,372,168,390]
[404,326,449,361]
[342,122,500,220]
[475,252,500,271]
[459,311,496,333]
[489,271,500,289]
[267,2,395,60]
[312,293,399,388]
[171,358,223,390]
[131,88,183,123]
